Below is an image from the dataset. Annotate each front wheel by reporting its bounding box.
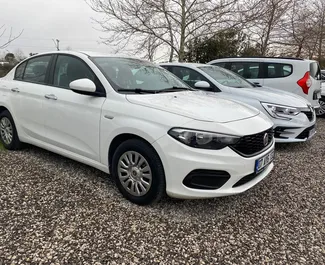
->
[111,139,166,205]
[316,98,325,117]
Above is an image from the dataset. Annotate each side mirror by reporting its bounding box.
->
[69,78,96,93]
[194,81,210,89]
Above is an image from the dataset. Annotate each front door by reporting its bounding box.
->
[44,55,106,162]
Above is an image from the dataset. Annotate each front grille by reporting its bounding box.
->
[230,128,274,157]
[296,125,315,139]
[183,170,230,190]
[301,111,314,121]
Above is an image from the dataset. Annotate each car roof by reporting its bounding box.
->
[28,50,142,60]
[159,62,209,68]
[209,57,318,63]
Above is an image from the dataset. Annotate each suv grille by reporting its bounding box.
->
[230,128,274,157]
[301,111,314,121]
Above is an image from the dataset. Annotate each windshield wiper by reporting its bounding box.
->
[154,86,191,93]
[118,88,157,94]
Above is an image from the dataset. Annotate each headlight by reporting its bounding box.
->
[168,128,240,150]
[261,102,300,120]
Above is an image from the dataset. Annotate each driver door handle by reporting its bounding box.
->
[44,94,57,100]
[11,88,20,93]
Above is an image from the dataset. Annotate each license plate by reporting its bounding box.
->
[255,149,274,174]
[309,127,316,138]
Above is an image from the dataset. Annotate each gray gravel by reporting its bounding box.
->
[0,120,325,265]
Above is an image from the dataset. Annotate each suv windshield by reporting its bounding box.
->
[91,57,190,93]
[198,66,255,88]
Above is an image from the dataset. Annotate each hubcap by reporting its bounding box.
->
[0,117,13,145]
[317,100,325,116]
[118,151,152,197]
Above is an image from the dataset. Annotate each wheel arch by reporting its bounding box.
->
[108,133,164,173]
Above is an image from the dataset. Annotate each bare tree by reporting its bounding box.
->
[245,0,292,56]
[87,0,259,61]
[0,25,23,49]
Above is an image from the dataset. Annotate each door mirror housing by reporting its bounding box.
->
[194,81,210,89]
[69,78,96,93]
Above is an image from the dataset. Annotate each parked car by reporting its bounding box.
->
[207,57,322,115]
[320,70,325,116]
[0,51,275,205]
[160,63,316,143]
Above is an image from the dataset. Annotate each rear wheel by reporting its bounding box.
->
[111,139,166,205]
[316,98,325,117]
[0,110,22,150]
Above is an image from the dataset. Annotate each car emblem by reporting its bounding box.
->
[263,133,269,146]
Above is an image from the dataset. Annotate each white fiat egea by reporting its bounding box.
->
[0,51,275,205]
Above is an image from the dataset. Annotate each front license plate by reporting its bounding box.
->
[255,149,274,174]
[309,127,316,138]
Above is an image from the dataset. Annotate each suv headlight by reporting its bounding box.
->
[261,103,300,120]
[168,128,240,150]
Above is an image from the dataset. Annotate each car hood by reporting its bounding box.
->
[126,90,260,123]
[227,86,310,108]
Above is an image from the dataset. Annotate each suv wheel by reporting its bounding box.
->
[111,139,166,205]
[316,98,325,117]
[0,110,22,150]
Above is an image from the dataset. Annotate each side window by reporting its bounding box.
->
[212,62,226,68]
[230,62,261,79]
[53,55,104,92]
[265,63,292,78]
[171,67,210,88]
[14,62,26,80]
[23,56,51,84]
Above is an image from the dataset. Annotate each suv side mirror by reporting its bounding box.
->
[194,81,210,89]
[69,78,96,93]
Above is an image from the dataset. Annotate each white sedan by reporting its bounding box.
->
[160,63,316,143]
[0,51,274,204]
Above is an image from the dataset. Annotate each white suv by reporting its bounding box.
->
[208,57,322,113]
[0,51,275,205]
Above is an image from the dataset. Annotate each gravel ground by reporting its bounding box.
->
[0,120,325,265]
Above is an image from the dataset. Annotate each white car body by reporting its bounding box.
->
[208,57,322,110]
[160,62,316,143]
[0,51,275,204]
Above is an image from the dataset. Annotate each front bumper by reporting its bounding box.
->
[153,135,275,199]
[272,111,316,143]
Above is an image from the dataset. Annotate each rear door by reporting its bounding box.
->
[44,54,106,162]
[8,55,52,142]
[262,62,294,91]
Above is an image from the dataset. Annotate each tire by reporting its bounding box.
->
[111,139,166,205]
[0,110,22,150]
[316,98,325,117]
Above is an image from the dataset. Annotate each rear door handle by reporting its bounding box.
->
[11,88,20,93]
[44,94,57,100]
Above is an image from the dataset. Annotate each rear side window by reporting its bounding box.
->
[23,55,51,84]
[14,62,26,80]
[265,63,292,78]
[229,62,261,79]
[310,62,321,80]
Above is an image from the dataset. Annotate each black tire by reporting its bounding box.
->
[111,139,166,205]
[0,110,22,150]
[316,98,325,117]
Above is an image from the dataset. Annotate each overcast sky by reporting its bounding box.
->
[0,0,116,56]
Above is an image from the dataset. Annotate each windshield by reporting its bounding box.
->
[198,66,255,88]
[91,57,190,93]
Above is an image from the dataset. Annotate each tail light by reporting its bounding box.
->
[297,71,312,94]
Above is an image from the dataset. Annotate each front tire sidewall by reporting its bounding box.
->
[316,98,325,118]
[0,110,21,150]
[111,139,166,205]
